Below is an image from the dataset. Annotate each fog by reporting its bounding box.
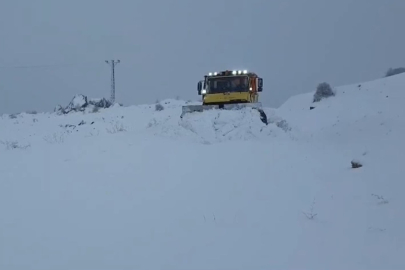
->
[1,0,404,114]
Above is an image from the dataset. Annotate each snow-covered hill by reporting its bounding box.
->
[1,74,404,270]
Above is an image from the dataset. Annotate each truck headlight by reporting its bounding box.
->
[201,89,207,94]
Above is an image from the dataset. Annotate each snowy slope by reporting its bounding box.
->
[278,73,405,182]
[1,74,405,270]
[278,73,405,143]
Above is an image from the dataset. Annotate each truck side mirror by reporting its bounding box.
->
[197,81,202,95]
[258,78,263,92]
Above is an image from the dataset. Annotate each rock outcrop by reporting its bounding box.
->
[54,94,114,115]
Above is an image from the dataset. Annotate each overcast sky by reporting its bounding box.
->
[1,0,404,114]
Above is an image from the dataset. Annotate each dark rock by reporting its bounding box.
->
[65,94,88,113]
[88,98,112,108]
[55,95,113,115]
[351,160,363,169]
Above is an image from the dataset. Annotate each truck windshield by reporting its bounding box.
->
[207,76,249,94]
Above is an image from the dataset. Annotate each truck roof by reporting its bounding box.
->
[206,70,258,77]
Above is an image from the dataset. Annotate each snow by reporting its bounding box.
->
[1,73,405,269]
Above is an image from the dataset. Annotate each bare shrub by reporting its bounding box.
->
[107,121,126,133]
[368,226,386,232]
[313,82,335,102]
[385,67,405,77]
[303,198,317,220]
[371,194,389,205]
[155,103,164,111]
[0,140,30,150]
[87,130,100,137]
[351,159,362,168]
[147,118,158,128]
[276,119,292,132]
[43,133,65,144]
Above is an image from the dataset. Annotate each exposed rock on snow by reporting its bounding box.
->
[351,159,363,168]
[88,98,112,108]
[54,105,64,115]
[66,94,88,112]
[54,95,114,115]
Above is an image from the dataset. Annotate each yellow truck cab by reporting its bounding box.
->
[197,70,263,107]
[181,69,267,125]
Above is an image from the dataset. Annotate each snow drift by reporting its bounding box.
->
[1,73,405,270]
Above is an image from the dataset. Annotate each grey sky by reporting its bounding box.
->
[1,0,404,114]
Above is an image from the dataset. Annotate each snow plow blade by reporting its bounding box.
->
[180,102,268,125]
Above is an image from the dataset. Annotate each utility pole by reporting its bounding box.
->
[105,59,120,103]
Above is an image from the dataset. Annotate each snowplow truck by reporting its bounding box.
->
[181,70,268,124]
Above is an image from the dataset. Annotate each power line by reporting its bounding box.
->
[0,62,101,69]
[105,60,120,103]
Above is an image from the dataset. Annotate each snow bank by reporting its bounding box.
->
[0,98,293,146]
[146,105,294,144]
